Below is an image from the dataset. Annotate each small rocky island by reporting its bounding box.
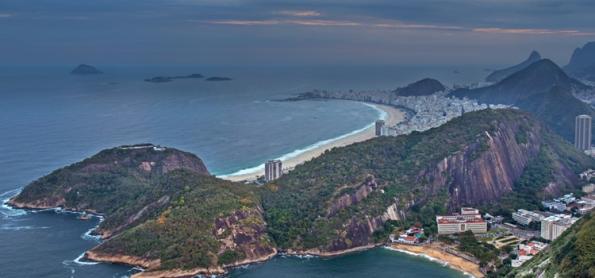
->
[71,64,102,75]
[144,73,203,83]
[206,76,232,81]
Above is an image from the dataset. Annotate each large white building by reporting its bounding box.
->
[575,115,592,151]
[512,209,545,226]
[436,208,487,234]
[540,215,577,241]
[264,160,283,182]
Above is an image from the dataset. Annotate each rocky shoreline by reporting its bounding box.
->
[6,195,481,278]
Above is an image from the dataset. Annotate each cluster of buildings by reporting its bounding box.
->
[390,226,425,245]
[264,159,283,182]
[375,94,509,137]
[541,192,595,215]
[436,207,488,235]
[512,209,547,226]
[540,214,578,241]
[511,241,548,268]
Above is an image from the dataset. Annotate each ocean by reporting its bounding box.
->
[0,64,486,277]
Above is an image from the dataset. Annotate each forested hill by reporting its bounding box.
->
[9,144,276,277]
[260,109,593,253]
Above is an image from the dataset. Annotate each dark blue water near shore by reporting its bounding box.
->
[0,65,483,277]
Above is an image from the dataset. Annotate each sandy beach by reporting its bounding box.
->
[388,243,483,278]
[220,103,405,182]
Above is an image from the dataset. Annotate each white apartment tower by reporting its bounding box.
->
[265,160,283,182]
[575,115,592,151]
[375,120,385,137]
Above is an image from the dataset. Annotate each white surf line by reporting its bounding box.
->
[72,252,100,265]
[0,188,28,217]
[383,246,475,278]
[218,102,387,179]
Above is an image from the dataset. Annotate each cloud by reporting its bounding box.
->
[374,22,464,31]
[205,19,360,27]
[0,13,13,18]
[473,27,595,36]
[275,10,321,17]
[205,19,280,25]
[287,19,360,26]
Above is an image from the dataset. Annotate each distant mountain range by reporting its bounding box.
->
[485,51,541,83]
[451,59,594,141]
[565,41,595,82]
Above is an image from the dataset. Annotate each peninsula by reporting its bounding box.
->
[7,109,593,277]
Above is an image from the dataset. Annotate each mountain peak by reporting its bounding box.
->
[529,50,541,60]
[485,50,542,83]
[565,41,595,82]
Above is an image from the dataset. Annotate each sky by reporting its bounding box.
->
[1,0,594,66]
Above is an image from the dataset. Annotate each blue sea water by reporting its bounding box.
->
[0,65,485,277]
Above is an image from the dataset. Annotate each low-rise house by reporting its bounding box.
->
[391,226,425,245]
[511,241,548,267]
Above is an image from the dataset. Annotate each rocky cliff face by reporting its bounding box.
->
[419,121,541,209]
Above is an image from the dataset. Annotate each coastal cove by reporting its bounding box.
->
[2,197,473,278]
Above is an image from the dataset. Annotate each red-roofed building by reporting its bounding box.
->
[436,208,487,234]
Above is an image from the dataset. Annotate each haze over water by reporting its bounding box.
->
[0,65,482,277]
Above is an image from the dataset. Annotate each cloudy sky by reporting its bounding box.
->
[1,0,594,66]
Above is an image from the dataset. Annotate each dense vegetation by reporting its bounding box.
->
[12,145,209,234]
[510,211,595,277]
[96,170,274,270]
[458,231,499,266]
